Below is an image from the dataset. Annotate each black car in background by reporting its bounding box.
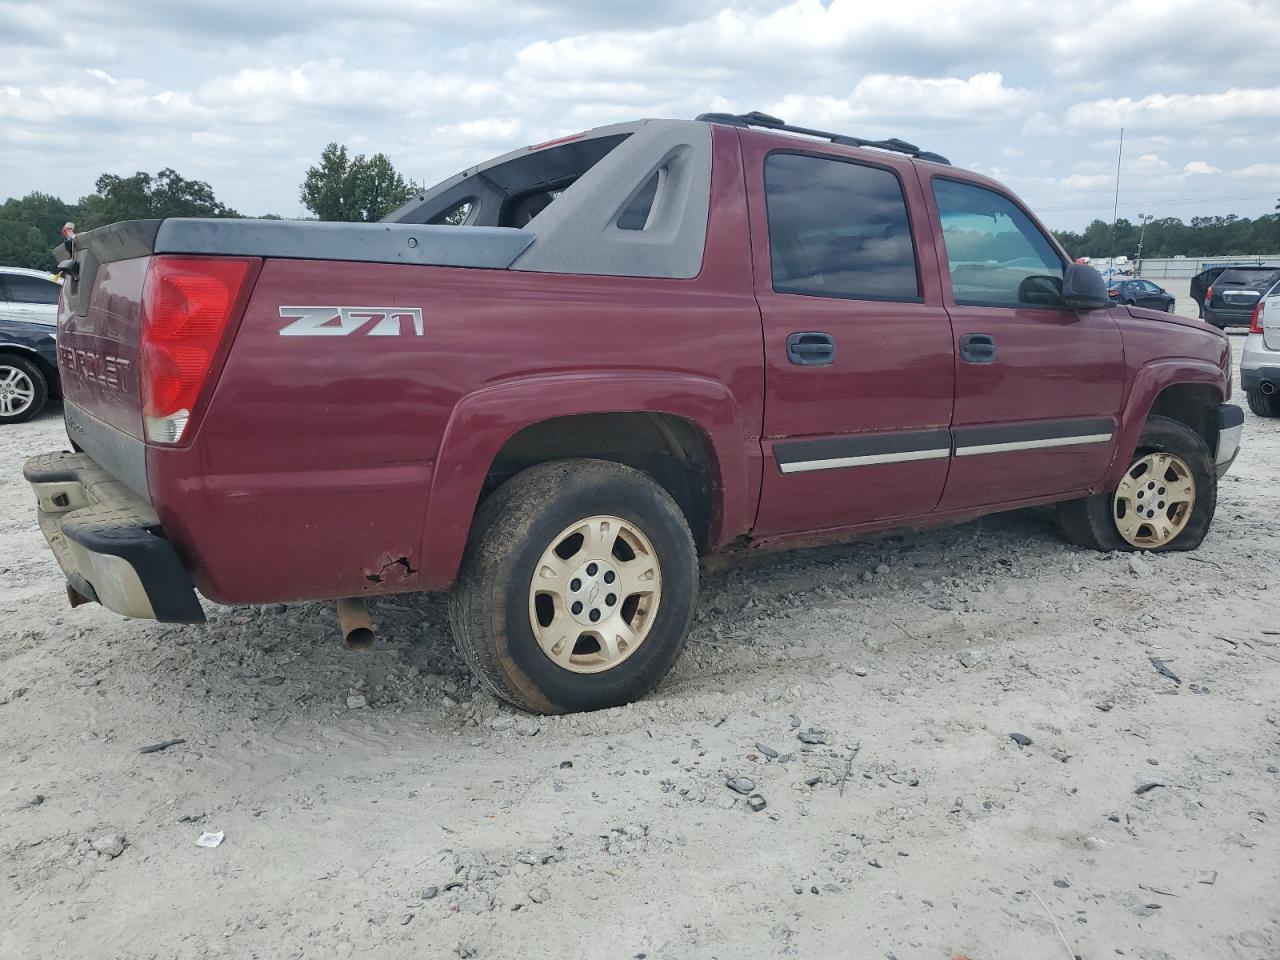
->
[1204,266,1280,329]
[0,266,61,424]
[1191,263,1280,319]
[1107,278,1176,312]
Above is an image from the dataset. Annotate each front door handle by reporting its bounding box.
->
[959,333,997,364]
[787,331,836,366]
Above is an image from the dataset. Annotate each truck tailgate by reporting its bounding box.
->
[58,252,149,442]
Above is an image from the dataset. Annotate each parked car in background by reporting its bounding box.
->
[0,266,61,424]
[1241,278,1280,417]
[1191,265,1232,317]
[1196,264,1280,323]
[1107,278,1175,313]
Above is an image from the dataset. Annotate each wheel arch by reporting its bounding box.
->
[1104,360,1225,490]
[415,371,757,590]
[485,411,720,552]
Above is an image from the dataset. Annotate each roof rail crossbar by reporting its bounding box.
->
[694,111,951,165]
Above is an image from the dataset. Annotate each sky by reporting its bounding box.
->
[2,0,1279,232]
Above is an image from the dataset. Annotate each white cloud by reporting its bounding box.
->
[1231,163,1280,179]
[1060,173,1115,190]
[1066,86,1280,130]
[0,0,1277,230]
[1022,112,1058,137]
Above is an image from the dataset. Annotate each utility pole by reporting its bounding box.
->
[1111,127,1124,263]
[1135,213,1153,275]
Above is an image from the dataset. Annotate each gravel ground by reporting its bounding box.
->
[2,302,1278,959]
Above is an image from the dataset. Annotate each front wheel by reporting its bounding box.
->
[449,459,698,714]
[1056,416,1216,552]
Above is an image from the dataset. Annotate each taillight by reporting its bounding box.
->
[1108,289,1120,298]
[1251,300,1266,335]
[140,256,252,444]
[1206,285,1214,303]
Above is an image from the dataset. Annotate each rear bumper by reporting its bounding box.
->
[1204,306,1254,327]
[1216,404,1243,478]
[1240,364,1280,392]
[1240,334,1280,390]
[23,451,204,623]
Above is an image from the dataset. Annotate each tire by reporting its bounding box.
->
[1247,387,1280,418]
[1056,415,1216,553]
[449,458,698,714]
[1197,304,1204,319]
[0,355,48,425]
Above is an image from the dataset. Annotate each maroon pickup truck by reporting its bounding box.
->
[26,111,1243,714]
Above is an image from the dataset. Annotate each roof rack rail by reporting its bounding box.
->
[694,110,951,165]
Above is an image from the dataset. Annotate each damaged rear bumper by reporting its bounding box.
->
[23,451,204,623]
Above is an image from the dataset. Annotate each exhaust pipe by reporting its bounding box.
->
[336,598,375,649]
[66,583,94,609]
[1262,381,1276,396]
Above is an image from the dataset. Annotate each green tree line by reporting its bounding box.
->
[1052,213,1280,261]
[7,150,1277,271]
[0,144,414,270]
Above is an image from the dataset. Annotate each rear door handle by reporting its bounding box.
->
[959,333,997,364]
[786,331,836,366]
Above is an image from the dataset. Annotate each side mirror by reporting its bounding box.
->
[1018,274,1064,307]
[1062,262,1111,310]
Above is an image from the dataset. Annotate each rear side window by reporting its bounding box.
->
[4,274,61,304]
[616,169,661,230]
[764,153,920,302]
[933,179,1065,308]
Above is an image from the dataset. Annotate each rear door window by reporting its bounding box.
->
[4,274,61,304]
[1219,268,1280,289]
[763,152,920,302]
[932,179,1065,308]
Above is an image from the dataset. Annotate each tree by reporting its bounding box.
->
[0,191,80,268]
[0,221,51,270]
[300,143,415,222]
[77,168,239,230]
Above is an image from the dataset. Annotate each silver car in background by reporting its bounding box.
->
[1241,278,1280,418]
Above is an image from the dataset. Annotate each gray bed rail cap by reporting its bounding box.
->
[154,217,533,269]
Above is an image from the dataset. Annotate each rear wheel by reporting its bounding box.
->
[449,459,698,714]
[0,355,47,425]
[1247,387,1280,418]
[1056,416,1215,552]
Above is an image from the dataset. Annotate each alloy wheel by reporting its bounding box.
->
[0,365,36,417]
[1113,452,1195,548]
[528,515,662,674]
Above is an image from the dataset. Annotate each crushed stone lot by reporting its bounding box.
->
[2,332,1278,959]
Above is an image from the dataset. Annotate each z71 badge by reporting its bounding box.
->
[278,306,425,337]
